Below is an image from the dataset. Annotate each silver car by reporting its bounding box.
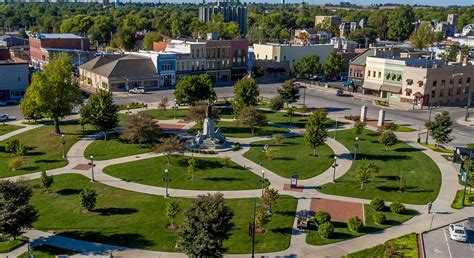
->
[449,224,468,242]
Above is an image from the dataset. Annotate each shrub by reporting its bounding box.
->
[376,100,389,107]
[343,115,360,121]
[390,202,405,214]
[41,171,54,190]
[265,147,276,160]
[373,212,386,225]
[5,139,20,154]
[269,96,284,111]
[220,156,231,168]
[347,216,363,232]
[79,188,97,211]
[318,222,334,238]
[273,133,284,144]
[314,211,331,224]
[8,156,23,170]
[370,197,385,211]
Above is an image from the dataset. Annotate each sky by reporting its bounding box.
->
[149,0,473,7]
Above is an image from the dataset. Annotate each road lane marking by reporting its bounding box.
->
[444,228,453,258]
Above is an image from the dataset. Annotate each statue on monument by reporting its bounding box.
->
[206,103,212,119]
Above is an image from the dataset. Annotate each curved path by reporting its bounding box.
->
[1,115,472,257]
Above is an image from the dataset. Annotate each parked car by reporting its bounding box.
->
[0,114,9,122]
[128,87,145,94]
[6,99,20,105]
[336,89,344,96]
[0,101,7,106]
[449,224,467,242]
[468,217,474,231]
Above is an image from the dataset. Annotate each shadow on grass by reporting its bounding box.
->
[357,154,409,161]
[273,210,296,217]
[35,159,60,164]
[394,147,419,153]
[58,231,153,250]
[376,185,434,194]
[270,227,293,234]
[94,207,138,216]
[56,189,82,195]
[203,177,244,182]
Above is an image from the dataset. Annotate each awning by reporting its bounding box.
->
[362,81,382,91]
[413,92,423,97]
[381,85,402,94]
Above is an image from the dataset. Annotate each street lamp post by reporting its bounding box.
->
[354,136,359,160]
[61,134,66,159]
[425,105,432,145]
[332,156,338,182]
[164,169,169,198]
[127,104,130,115]
[261,170,265,196]
[465,88,471,122]
[89,155,95,182]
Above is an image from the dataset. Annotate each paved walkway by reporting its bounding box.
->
[1,115,472,257]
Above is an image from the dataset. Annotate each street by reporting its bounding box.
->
[423,220,474,258]
[1,82,472,146]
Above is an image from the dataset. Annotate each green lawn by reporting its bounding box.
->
[451,189,474,209]
[346,233,418,258]
[306,204,416,246]
[0,124,24,136]
[265,111,339,129]
[84,132,154,161]
[103,156,264,190]
[393,125,416,132]
[18,245,77,258]
[28,174,296,253]
[0,120,96,178]
[319,129,441,204]
[189,120,289,138]
[420,143,453,153]
[0,236,27,253]
[142,109,188,120]
[243,136,334,179]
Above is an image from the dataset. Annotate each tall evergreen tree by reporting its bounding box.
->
[20,53,82,134]
[304,109,329,156]
[177,193,234,257]
[80,90,118,140]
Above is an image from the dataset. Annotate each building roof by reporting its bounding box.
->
[0,35,28,46]
[34,33,84,39]
[79,54,157,78]
[349,48,374,66]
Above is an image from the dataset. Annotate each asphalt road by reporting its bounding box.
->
[424,221,474,258]
[1,82,472,146]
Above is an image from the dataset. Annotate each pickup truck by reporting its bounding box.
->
[128,87,145,94]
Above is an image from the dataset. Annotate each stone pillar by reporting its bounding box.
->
[360,105,367,122]
[377,109,385,127]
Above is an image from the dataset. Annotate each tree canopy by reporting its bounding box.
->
[277,80,300,107]
[323,52,344,78]
[80,89,118,140]
[410,22,435,50]
[305,109,329,156]
[387,6,415,41]
[174,75,216,105]
[232,78,259,114]
[425,111,453,147]
[292,54,322,78]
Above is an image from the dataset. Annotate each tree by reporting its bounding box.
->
[287,106,295,124]
[165,200,181,229]
[261,187,280,213]
[410,22,435,50]
[347,28,377,47]
[21,53,82,134]
[220,156,231,169]
[0,180,38,239]
[323,52,344,78]
[40,171,53,192]
[8,157,22,171]
[305,109,329,157]
[265,147,276,160]
[440,45,471,63]
[111,26,136,50]
[270,95,284,111]
[277,80,300,107]
[255,208,271,233]
[273,133,284,144]
[20,95,42,121]
[237,106,268,135]
[177,193,234,257]
[187,156,197,180]
[186,102,220,129]
[174,75,216,105]
[318,222,334,238]
[353,121,366,136]
[80,89,118,140]
[368,10,388,39]
[292,54,322,78]
[120,112,161,147]
[78,102,92,134]
[379,130,398,151]
[79,188,97,211]
[355,160,379,190]
[232,78,259,115]
[159,96,169,110]
[143,31,163,50]
[387,6,415,41]
[347,216,363,232]
[155,137,186,165]
[425,111,453,148]
[315,211,331,224]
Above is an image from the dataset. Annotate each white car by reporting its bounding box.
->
[449,224,467,242]
[128,87,145,94]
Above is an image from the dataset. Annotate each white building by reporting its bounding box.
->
[0,48,29,101]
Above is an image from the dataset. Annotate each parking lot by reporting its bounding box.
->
[424,220,474,258]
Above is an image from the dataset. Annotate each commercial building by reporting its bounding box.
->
[199,0,247,35]
[253,43,333,67]
[165,40,207,81]
[29,33,94,69]
[360,55,474,107]
[0,48,29,101]
[205,39,232,82]
[0,35,28,47]
[78,54,159,92]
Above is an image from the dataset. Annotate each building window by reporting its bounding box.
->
[406,79,413,85]
[441,80,445,86]
[274,56,277,60]
[440,89,444,97]
[349,69,353,76]
[368,70,371,77]
[432,80,437,87]
[467,77,471,84]
[458,78,463,85]
[284,56,286,61]
[397,75,402,81]
[257,54,259,58]
[457,87,462,95]
[378,71,381,78]
[431,90,436,98]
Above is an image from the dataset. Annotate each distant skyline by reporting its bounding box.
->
[149,0,473,7]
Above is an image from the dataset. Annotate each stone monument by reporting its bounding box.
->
[360,105,367,122]
[377,109,385,127]
[191,103,229,150]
